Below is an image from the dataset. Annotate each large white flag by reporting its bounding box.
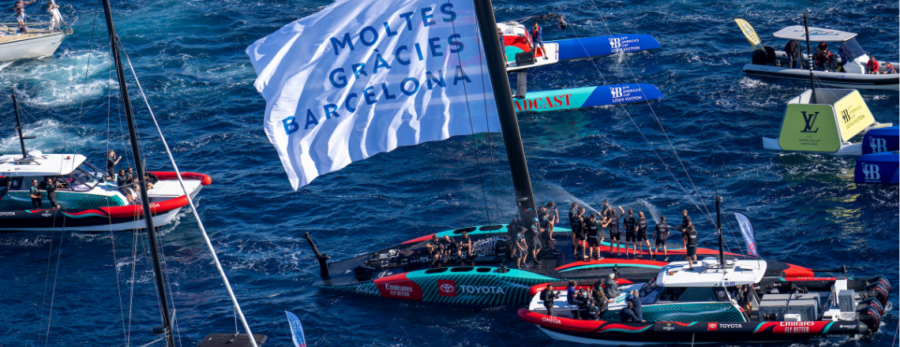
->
[247,0,499,190]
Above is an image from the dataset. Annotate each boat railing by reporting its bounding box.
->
[0,15,76,39]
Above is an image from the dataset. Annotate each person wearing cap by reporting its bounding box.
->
[514,227,528,268]
[866,55,880,74]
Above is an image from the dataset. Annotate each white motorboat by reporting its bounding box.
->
[0,19,73,62]
[735,19,899,90]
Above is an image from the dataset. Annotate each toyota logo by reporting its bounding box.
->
[440,283,455,293]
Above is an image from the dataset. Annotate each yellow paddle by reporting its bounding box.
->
[734,18,763,50]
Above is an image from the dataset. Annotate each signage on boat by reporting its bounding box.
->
[374,275,423,300]
[541,316,562,324]
[860,163,881,181]
[438,279,456,296]
[0,212,13,217]
[707,322,717,331]
[247,0,497,190]
[832,90,875,141]
[778,104,840,152]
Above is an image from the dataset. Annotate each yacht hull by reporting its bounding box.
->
[0,32,67,62]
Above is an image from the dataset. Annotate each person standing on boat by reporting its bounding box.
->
[635,212,650,259]
[40,176,61,209]
[585,213,602,260]
[13,0,35,33]
[530,22,548,61]
[603,206,624,257]
[116,168,136,205]
[571,207,586,260]
[784,40,801,69]
[515,227,528,268]
[866,55,880,74]
[47,0,65,32]
[29,179,43,208]
[541,284,560,317]
[541,214,559,255]
[684,224,699,269]
[676,209,692,248]
[526,217,543,266]
[651,216,669,261]
[622,209,635,258]
[106,150,122,180]
[545,201,559,225]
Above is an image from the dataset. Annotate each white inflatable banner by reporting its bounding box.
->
[734,212,758,257]
[246,0,498,190]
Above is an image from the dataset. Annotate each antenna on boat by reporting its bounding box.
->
[715,181,724,267]
[472,0,538,226]
[802,9,816,104]
[11,93,35,158]
[99,1,175,345]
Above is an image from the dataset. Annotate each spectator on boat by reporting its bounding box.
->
[47,0,65,32]
[593,289,610,319]
[106,150,122,180]
[145,171,158,184]
[736,285,754,315]
[882,62,896,74]
[142,173,155,190]
[785,39,802,69]
[604,273,620,298]
[676,209,692,248]
[116,169,136,204]
[530,22,548,61]
[628,290,644,321]
[836,44,851,72]
[585,213,602,260]
[29,179,42,208]
[684,224,699,269]
[541,284,560,317]
[865,55,879,74]
[40,176,61,209]
[13,0,36,33]
[651,216,669,261]
[573,288,588,319]
[813,42,830,71]
[584,298,601,320]
[566,280,577,305]
[620,301,638,322]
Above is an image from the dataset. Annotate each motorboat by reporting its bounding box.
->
[519,257,889,344]
[497,21,664,113]
[0,97,211,232]
[0,19,73,62]
[736,19,899,90]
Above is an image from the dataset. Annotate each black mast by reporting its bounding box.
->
[716,195,725,266]
[11,93,29,158]
[803,11,816,104]
[472,0,538,225]
[99,1,175,346]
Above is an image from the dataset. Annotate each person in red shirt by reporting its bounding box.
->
[866,55,879,74]
[882,62,896,74]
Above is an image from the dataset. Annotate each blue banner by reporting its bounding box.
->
[862,126,898,155]
[734,212,758,257]
[554,34,661,61]
[286,311,307,347]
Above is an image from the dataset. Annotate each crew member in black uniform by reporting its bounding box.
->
[634,212,650,259]
[29,179,43,208]
[651,216,670,261]
[684,224,699,269]
[622,209,636,258]
[526,218,543,267]
[427,235,442,266]
[541,283,560,317]
[541,214,559,254]
[570,206,584,259]
[515,227,528,269]
[568,203,578,222]
[676,209,692,248]
[507,216,521,259]
[545,201,559,225]
[442,235,458,262]
[573,289,588,320]
[40,176,62,209]
[585,213,602,260]
[604,206,625,257]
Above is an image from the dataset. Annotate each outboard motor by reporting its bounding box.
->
[857,297,884,316]
[857,305,882,333]
[864,280,890,306]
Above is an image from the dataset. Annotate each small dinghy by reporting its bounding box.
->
[735,17,899,91]
[519,257,889,344]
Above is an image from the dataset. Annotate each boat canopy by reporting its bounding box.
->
[655,258,767,287]
[773,26,857,42]
[0,153,87,177]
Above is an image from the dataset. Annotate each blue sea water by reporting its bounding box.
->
[0,0,897,345]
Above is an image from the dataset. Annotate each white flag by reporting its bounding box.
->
[246,0,498,190]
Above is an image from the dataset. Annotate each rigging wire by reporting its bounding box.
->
[120,45,259,347]
[444,0,493,225]
[472,14,503,224]
[43,214,68,346]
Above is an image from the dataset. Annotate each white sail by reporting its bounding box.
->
[246,0,498,190]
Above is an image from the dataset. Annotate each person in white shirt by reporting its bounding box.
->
[47,0,66,33]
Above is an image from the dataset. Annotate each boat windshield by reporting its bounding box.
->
[640,283,664,305]
[68,164,104,189]
[838,38,866,61]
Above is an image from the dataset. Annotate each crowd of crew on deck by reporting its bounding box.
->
[783,39,896,74]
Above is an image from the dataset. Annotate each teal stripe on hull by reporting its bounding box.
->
[559,263,663,273]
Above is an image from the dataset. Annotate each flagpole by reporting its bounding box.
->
[472,0,538,225]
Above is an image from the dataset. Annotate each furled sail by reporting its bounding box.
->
[246,0,498,190]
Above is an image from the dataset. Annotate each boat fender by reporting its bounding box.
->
[857,306,882,333]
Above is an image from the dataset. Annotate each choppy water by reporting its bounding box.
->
[0,0,898,346]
